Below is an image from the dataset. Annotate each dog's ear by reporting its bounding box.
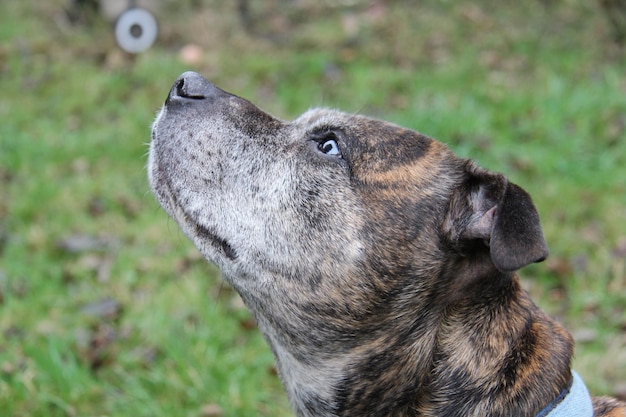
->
[444,162,548,272]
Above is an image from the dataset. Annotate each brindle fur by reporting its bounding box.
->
[148,72,626,417]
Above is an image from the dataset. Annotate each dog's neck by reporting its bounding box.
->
[241,271,574,417]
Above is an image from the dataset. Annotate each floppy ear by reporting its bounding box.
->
[445,162,548,272]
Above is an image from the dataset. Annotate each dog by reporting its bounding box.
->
[148,71,626,417]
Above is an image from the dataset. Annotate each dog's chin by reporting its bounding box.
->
[188,217,238,262]
[161,187,238,265]
[148,159,238,267]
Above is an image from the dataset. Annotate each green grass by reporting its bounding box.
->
[1,0,625,415]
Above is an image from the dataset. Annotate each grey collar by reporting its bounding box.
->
[537,371,593,417]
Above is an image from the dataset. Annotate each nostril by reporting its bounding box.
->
[175,78,186,97]
[175,78,189,98]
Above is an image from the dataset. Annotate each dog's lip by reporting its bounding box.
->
[187,215,238,261]
[162,179,238,262]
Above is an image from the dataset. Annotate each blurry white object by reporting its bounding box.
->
[114,7,158,53]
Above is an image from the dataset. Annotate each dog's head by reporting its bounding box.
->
[148,71,548,348]
[148,72,551,413]
[149,71,547,286]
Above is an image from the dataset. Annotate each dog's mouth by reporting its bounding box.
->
[163,179,238,262]
[186,212,238,261]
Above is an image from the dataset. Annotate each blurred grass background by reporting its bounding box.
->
[1,0,625,416]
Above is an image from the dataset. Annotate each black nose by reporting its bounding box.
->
[165,71,229,105]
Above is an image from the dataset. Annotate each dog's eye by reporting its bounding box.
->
[310,129,344,159]
[318,139,341,156]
